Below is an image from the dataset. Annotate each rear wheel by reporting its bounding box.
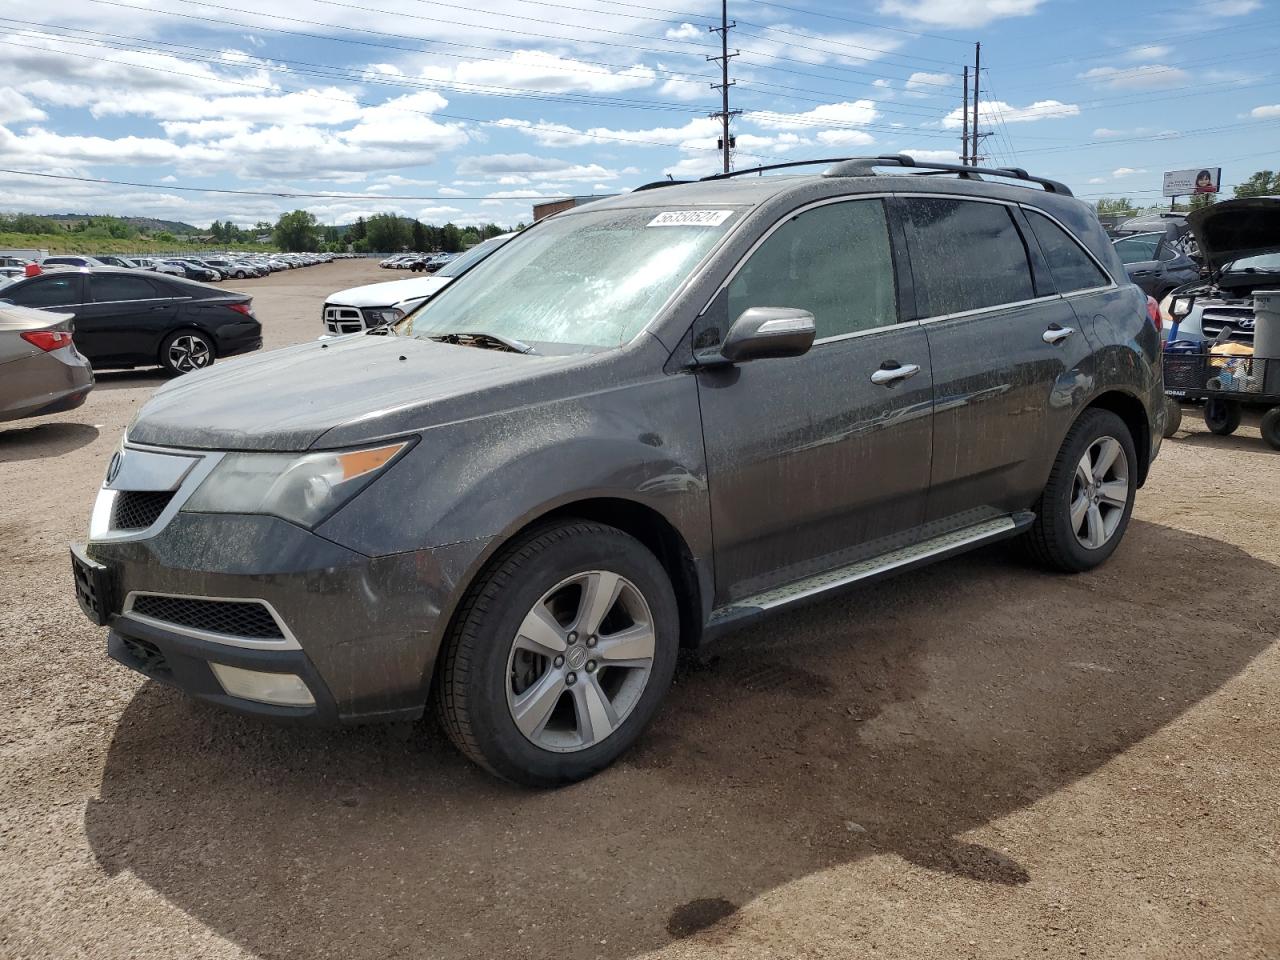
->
[1022,408,1137,573]
[1261,407,1280,451]
[436,521,679,786]
[160,329,215,376]
[1204,398,1242,435]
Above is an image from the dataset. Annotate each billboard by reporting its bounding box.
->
[1163,167,1221,197]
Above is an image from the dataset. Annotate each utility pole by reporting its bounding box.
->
[961,65,970,165]
[971,42,991,165]
[708,0,741,174]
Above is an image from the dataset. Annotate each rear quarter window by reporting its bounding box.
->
[1024,209,1111,294]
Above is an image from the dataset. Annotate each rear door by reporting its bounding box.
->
[695,196,934,604]
[77,273,178,365]
[899,195,1090,522]
[1113,234,1162,295]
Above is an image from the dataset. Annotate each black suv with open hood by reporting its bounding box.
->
[71,156,1164,785]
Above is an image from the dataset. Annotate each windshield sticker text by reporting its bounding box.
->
[647,210,734,227]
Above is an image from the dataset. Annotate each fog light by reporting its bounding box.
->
[210,663,315,706]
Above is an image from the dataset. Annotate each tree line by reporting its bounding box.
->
[271,210,518,253]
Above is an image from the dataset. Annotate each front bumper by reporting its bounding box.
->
[79,504,487,725]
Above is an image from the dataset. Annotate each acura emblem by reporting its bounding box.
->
[105,451,122,485]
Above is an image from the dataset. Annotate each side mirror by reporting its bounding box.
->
[718,307,816,364]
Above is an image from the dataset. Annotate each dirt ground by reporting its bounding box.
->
[1,260,1277,960]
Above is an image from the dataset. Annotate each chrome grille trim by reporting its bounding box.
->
[323,303,366,335]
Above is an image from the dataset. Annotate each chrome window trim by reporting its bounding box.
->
[918,293,1062,325]
[85,296,175,306]
[122,591,302,651]
[813,319,920,346]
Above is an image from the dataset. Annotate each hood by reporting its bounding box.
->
[126,333,576,451]
[1188,196,1280,272]
[326,275,452,309]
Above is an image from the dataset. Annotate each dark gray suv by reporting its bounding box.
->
[72,156,1164,786]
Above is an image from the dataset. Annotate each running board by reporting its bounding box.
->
[706,513,1033,633]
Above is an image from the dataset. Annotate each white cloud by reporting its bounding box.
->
[941,99,1079,127]
[877,0,1044,28]
[815,129,877,146]
[1088,177,1107,184]
[1215,0,1261,12]
[1080,64,1192,90]
[456,154,617,182]
[423,50,656,96]
[1126,44,1173,60]
[0,88,47,124]
[664,22,703,41]
[438,186,467,196]
[898,148,964,164]
[495,117,719,149]
[746,100,878,131]
[1112,167,1147,178]
[1251,104,1280,118]
[905,71,953,96]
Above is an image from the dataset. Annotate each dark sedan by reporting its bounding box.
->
[0,269,261,375]
[1113,231,1201,298]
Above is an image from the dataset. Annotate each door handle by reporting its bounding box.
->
[1042,324,1075,345]
[870,362,921,386]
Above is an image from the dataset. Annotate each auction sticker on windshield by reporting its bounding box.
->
[647,210,734,227]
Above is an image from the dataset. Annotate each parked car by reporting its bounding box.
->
[95,256,141,269]
[1161,197,1280,353]
[0,302,94,422]
[322,233,515,335]
[161,259,219,282]
[0,268,260,375]
[147,260,186,277]
[42,255,105,269]
[71,156,1163,786]
[1113,230,1201,298]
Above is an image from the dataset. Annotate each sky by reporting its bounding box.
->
[0,0,1276,229]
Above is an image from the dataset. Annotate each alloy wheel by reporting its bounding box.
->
[1069,435,1129,550]
[506,570,655,753]
[168,335,212,373]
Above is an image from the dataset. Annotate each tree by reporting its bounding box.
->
[1234,170,1280,199]
[411,219,428,251]
[349,216,367,242]
[1094,197,1137,217]
[366,212,410,251]
[440,222,463,253]
[1188,193,1216,211]
[273,209,320,252]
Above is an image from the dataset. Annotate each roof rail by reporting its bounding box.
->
[698,158,862,182]
[823,154,1072,196]
[632,179,692,192]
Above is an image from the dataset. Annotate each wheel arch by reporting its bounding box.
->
[1081,388,1152,487]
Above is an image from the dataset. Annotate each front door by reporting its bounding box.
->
[77,273,178,365]
[695,197,934,604]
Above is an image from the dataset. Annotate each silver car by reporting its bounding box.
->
[0,303,94,422]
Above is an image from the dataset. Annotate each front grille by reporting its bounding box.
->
[1200,307,1255,344]
[111,491,174,530]
[121,635,171,677]
[130,595,285,639]
[323,304,365,335]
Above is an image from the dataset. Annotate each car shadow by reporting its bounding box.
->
[0,421,98,462]
[90,369,170,392]
[84,520,1279,960]
[1174,430,1280,455]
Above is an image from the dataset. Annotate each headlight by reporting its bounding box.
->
[1172,297,1193,318]
[364,307,405,326]
[184,440,412,528]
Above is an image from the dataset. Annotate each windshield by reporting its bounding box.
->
[434,234,512,278]
[401,207,738,349]
[1223,251,1280,272]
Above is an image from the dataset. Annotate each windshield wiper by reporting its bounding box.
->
[427,331,536,354]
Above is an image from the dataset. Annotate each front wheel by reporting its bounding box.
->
[160,329,215,376]
[1261,407,1280,451]
[436,521,679,786]
[1021,408,1137,573]
[1162,396,1183,438]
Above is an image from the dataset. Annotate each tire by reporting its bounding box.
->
[1021,408,1138,573]
[1162,396,1183,438]
[435,520,679,786]
[1204,398,1242,435]
[160,329,216,376]
[1261,407,1280,451]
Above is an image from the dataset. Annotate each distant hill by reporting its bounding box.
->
[46,214,201,234]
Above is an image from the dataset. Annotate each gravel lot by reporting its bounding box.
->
[2,260,1278,960]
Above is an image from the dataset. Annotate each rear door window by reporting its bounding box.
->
[1024,209,1112,294]
[900,197,1035,317]
[89,274,162,302]
[1113,235,1159,264]
[728,198,898,340]
[4,275,82,308]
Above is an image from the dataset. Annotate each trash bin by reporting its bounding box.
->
[1254,290,1280,359]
